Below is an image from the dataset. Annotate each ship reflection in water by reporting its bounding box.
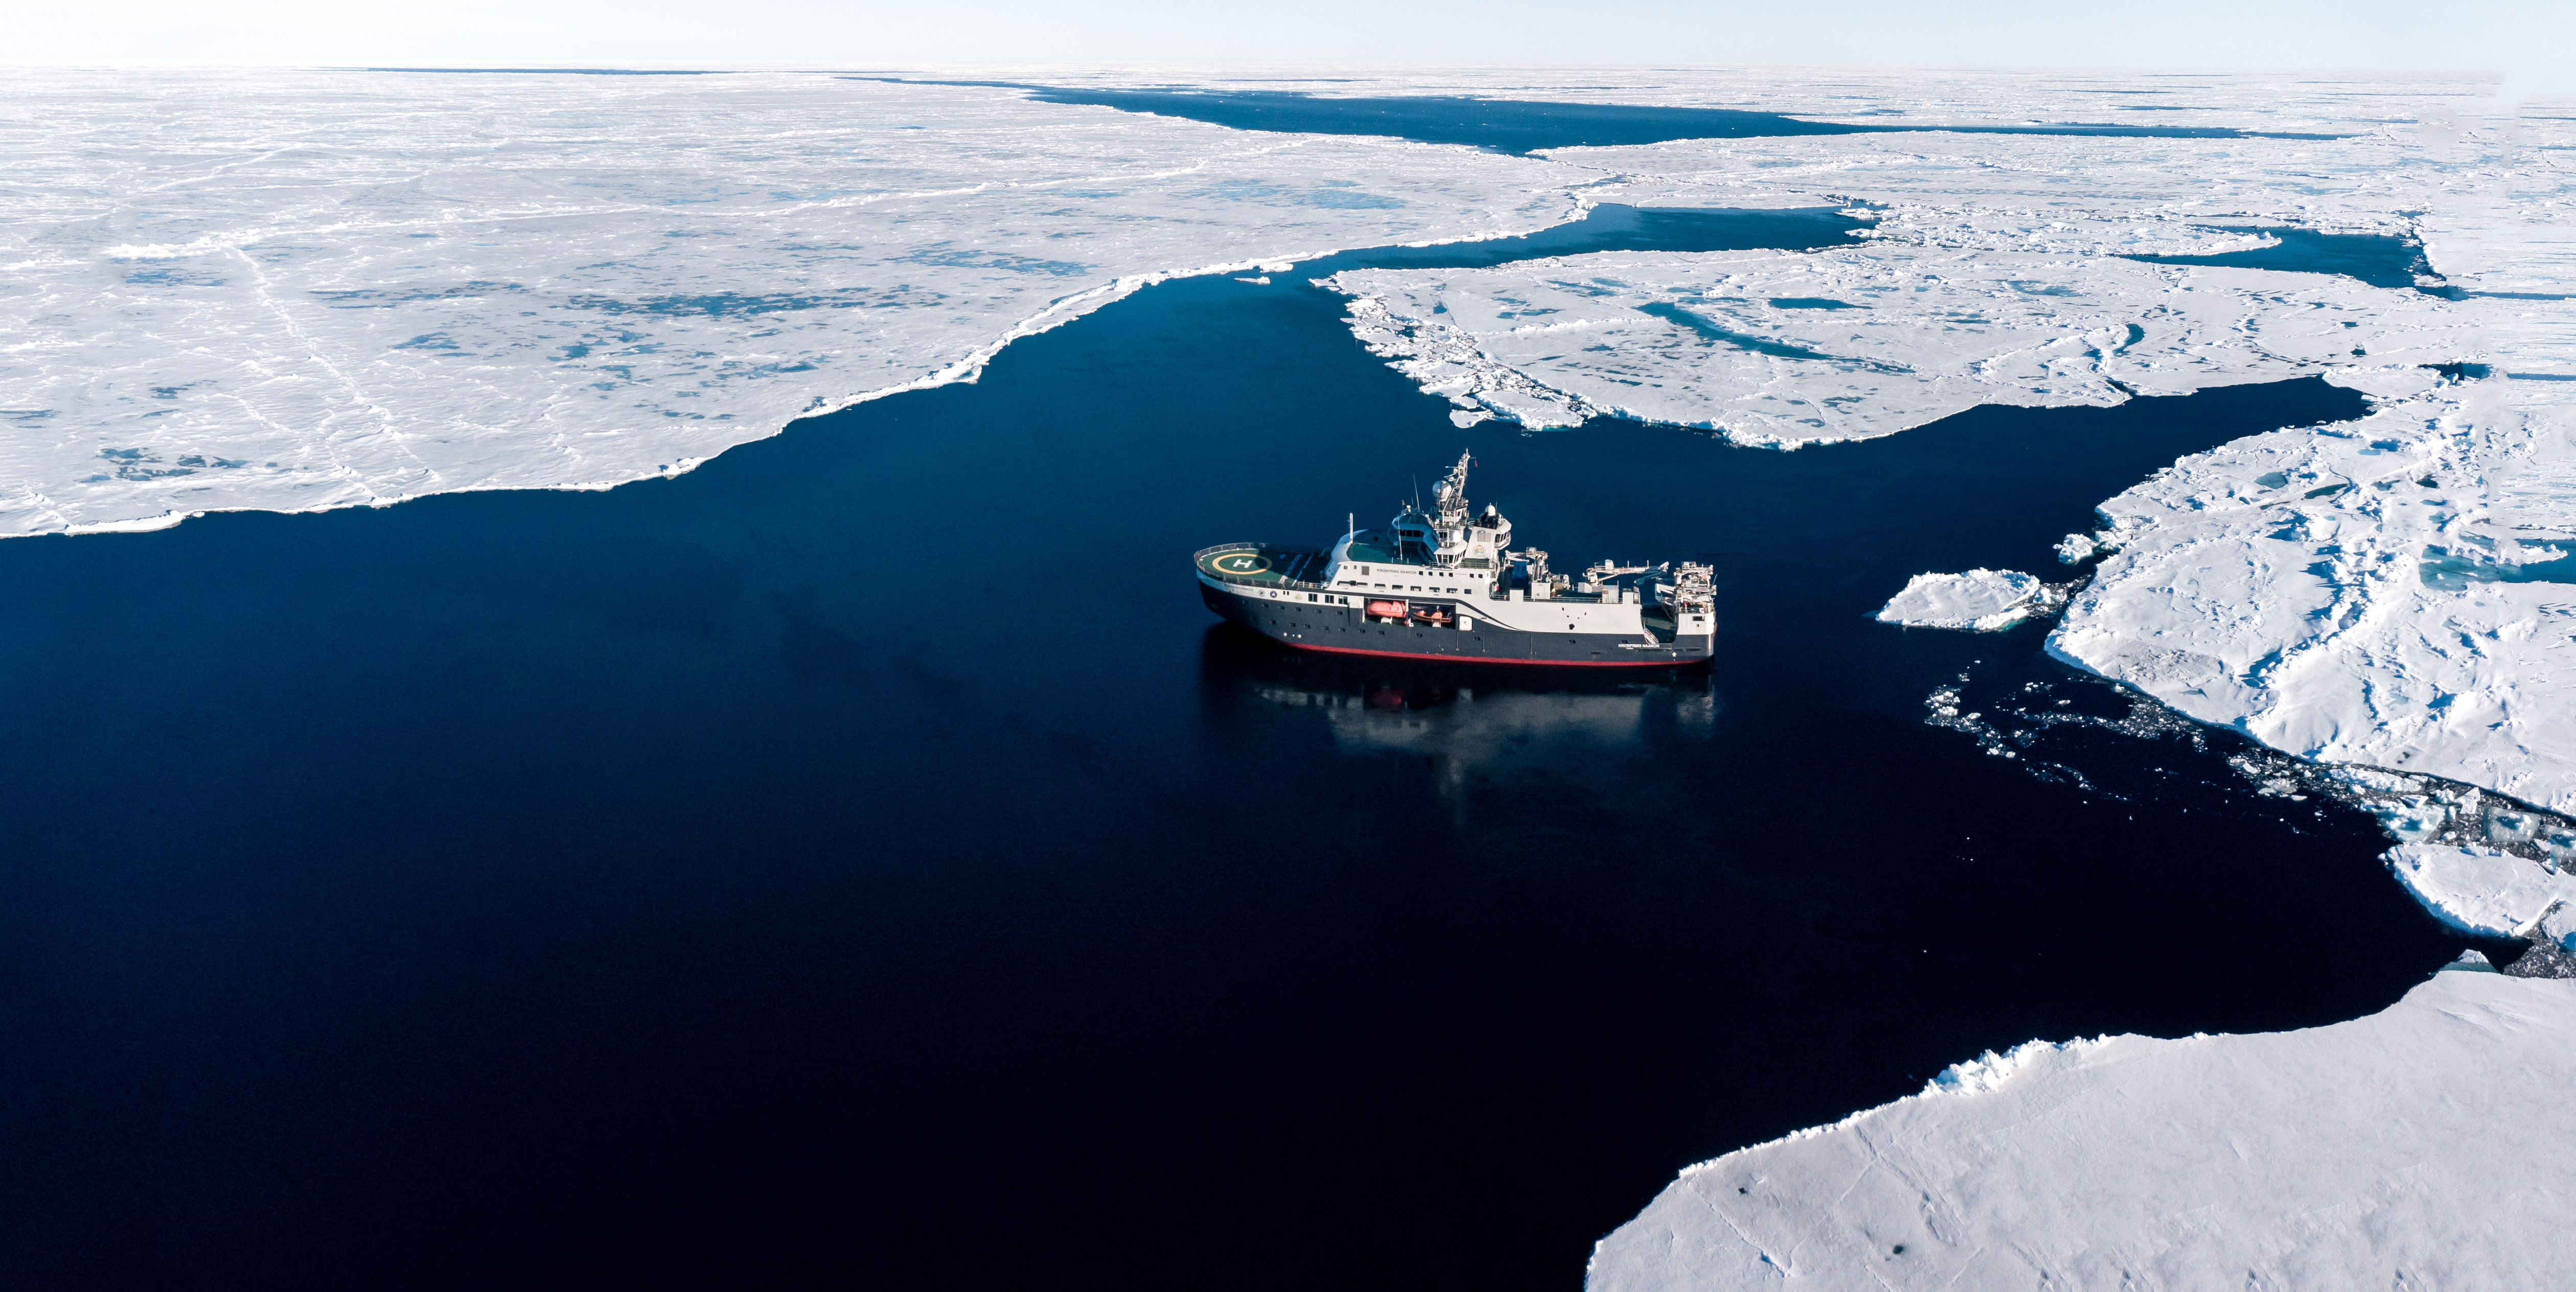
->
[1199,625,1718,816]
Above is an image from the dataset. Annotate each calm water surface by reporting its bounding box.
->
[0,224,2464,1288]
[855,81,2349,149]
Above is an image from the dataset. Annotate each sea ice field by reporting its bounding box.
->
[4,63,2574,1287]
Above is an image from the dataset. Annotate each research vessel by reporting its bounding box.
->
[1194,452,1715,666]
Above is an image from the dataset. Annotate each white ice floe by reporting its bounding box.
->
[1589,970,2576,1290]
[1874,569,2062,631]
[0,67,1583,536]
[2048,377,2576,812]
[1326,248,2469,442]
[2386,843,2576,943]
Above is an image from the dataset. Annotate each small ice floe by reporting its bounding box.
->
[1875,569,2067,631]
[2052,532,2101,564]
[1234,275,1272,285]
[2386,844,2576,946]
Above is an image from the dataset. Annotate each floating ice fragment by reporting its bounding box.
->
[1875,569,2066,631]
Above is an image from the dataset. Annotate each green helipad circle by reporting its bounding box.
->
[1213,552,1272,576]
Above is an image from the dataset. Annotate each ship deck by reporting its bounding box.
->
[1195,543,1329,587]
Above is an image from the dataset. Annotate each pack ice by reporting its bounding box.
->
[0,68,1579,536]
[1587,968,2576,1289]
[1312,91,2576,822]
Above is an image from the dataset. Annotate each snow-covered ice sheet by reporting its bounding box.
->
[1320,99,2569,440]
[1875,569,2059,631]
[1589,970,2576,1289]
[1327,248,2465,441]
[0,68,1580,535]
[2049,375,2576,811]
[2011,98,2576,814]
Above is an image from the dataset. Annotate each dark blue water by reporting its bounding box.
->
[1301,202,1871,271]
[848,82,2350,150]
[0,218,2465,1289]
[2121,226,2434,292]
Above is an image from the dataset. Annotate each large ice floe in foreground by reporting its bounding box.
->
[1588,968,2576,1288]
[0,68,1578,535]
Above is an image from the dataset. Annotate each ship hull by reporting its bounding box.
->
[1199,579,1712,668]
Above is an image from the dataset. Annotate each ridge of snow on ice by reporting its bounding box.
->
[1588,972,2576,1289]
[0,68,1581,536]
[1875,569,2062,631]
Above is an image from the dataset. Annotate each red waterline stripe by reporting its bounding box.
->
[1279,640,1705,668]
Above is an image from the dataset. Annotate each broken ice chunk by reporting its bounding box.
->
[1875,569,2067,631]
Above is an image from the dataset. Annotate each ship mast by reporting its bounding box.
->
[1427,451,1472,567]
[1432,451,1471,528]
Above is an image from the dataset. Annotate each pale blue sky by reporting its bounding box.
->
[12,0,2569,82]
